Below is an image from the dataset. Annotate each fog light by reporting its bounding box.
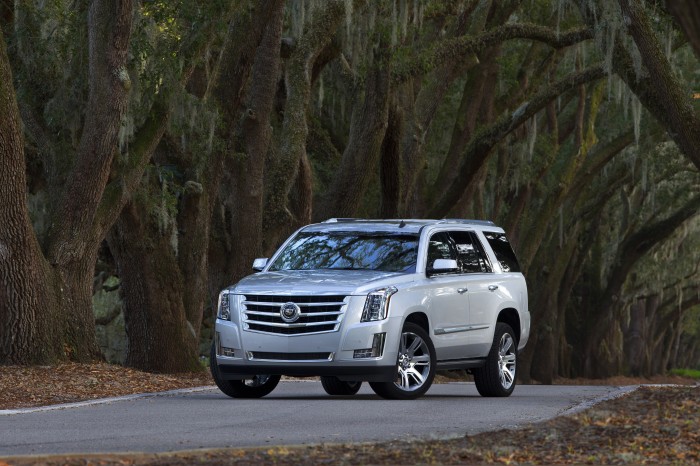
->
[371,333,386,355]
[353,349,373,359]
[220,347,235,357]
[353,333,386,359]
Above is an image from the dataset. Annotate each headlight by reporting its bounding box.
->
[218,292,231,321]
[361,287,397,322]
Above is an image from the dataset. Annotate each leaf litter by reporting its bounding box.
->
[0,364,698,465]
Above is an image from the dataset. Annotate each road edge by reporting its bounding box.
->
[0,386,217,416]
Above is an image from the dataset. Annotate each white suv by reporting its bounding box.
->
[211,219,529,400]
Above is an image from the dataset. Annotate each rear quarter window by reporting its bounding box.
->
[483,232,521,273]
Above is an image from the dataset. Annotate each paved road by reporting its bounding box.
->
[0,382,624,456]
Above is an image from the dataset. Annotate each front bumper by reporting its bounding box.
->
[214,300,402,382]
[215,362,396,382]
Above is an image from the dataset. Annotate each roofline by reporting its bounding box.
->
[322,218,496,227]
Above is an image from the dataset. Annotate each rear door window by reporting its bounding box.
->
[483,232,521,273]
[449,231,492,273]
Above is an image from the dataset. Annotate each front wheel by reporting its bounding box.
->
[321,376,362,396]
[473,322,517,397]
[369,322,436,400]
[210,344,281,398]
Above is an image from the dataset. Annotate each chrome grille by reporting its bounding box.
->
[242,294,347,336]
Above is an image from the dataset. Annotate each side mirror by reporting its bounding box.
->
[252,258,268,271]
[428,259,459,276]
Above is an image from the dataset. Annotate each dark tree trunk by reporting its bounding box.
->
[265,1,345,238]
[529,237,580,384]
[206,0,282,296]
[380,96,403,218]
[317,61,391,218]
[582,195,700,377]
[178,185,213,335]
[229,0,284,281]
[625,298,648,376]
[667,0,700,59]
[0,25,59,363]
[108,200,200,372]
[109,1,281,372]
[432,52,498,206]
[0,1,133,364]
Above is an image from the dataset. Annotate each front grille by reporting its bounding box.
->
[242,294,347,336]
[249,351,333,361]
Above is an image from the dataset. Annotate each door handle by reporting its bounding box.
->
[457,288,468,294]
[488,285,499,292]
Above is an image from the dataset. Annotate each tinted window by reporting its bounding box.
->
[268,232,419,273]
[449,231,492,273]
[483,232,521,272]
[426,232,457,273]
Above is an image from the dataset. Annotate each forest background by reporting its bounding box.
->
[0,0,699,383]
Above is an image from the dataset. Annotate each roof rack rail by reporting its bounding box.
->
[437,219,496,227]
[323,218,363,223]
[323,218,440,224]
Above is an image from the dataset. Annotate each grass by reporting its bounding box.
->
[670,368,700,379]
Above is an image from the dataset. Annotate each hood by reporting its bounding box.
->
[230,269,409,295]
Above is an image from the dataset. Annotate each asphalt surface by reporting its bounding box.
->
[0,382,624,456]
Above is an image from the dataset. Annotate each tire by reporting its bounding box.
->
[320,376,362,396]
[210,344,281,398]
[473,322,517,397]
[369,322,436,400]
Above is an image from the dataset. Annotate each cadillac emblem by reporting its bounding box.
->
[280,302,301,323]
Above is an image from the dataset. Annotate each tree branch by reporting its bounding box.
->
[576,0,700,172]
[428,63,606,218]
[46,0,134,266]
[92,3,235,242]
[666,0,700,60]
[617,0,700,171]
[264,0,346,228]
[393,23,593,82]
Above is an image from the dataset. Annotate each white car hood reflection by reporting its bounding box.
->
[232,269,404,295]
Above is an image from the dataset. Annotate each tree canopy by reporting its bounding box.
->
[0,0,698,380]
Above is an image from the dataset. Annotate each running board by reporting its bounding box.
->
[436,358,486,370]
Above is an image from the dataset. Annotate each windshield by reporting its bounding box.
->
[268,232,419,273]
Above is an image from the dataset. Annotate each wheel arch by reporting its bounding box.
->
[403,311,430,334]
[497,308,521,343]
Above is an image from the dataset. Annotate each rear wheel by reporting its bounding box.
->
[210,344,281,398]
[369,322,435,400]
[320,376,362,396]
[473,322,517,397]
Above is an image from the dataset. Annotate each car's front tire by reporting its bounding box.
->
[473,322,517,397]
[369,322,436,400]
[210,344,281,398]
[320,376,362,395]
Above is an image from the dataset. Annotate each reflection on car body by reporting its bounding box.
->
[211,218,530,400]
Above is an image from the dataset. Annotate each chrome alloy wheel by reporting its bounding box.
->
[395,331,432,392]
[498,333,516,389]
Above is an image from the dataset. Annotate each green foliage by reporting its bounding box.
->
[669,368,700,379]
[6,0,699,374]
